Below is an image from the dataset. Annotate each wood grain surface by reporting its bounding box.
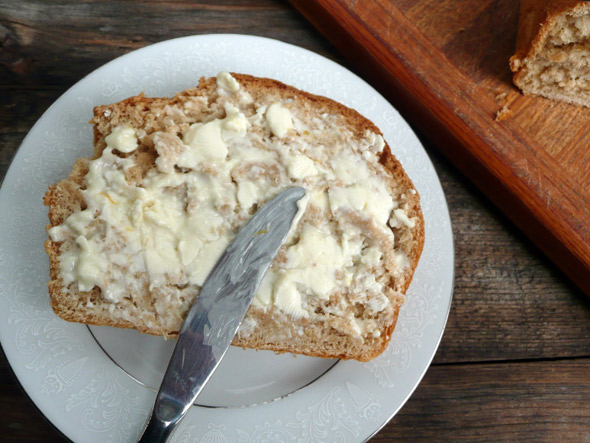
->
[1,1,590,441]
[290,0,590,295]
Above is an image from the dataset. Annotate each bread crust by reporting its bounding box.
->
[44,73,425,361]
[510,0,590,104]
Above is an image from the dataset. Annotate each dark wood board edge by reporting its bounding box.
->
[289,0,590,295]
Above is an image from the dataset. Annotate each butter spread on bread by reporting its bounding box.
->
[44,72,424,361]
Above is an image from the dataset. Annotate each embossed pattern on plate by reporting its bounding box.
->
[0,34,454,442]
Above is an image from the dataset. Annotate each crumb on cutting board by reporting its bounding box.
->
[495,105,512,121]
[495,92,508,102]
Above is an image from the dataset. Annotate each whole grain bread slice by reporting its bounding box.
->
[44,73,424,361]
[510,0,590,107]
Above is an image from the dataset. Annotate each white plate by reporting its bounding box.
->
[0,34,454,442]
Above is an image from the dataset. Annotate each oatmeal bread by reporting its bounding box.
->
[44,72,424,362]
[510,0,590,107]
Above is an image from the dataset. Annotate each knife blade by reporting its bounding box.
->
[138,186,306,442]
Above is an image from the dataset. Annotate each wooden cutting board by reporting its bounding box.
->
[291,0,590,294]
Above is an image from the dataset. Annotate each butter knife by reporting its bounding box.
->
[138,187,306,442]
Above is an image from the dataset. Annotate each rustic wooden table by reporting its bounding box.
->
[1,1,589,441]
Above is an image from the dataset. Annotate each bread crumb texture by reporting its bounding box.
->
[510,0,590,107]
[44,73,424,361]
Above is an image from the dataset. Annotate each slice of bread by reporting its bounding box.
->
[510,0,590,107]
[44,73,424,362]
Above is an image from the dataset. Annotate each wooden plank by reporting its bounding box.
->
[376,359,590,441]
[430,149,590,363]
[3,350,589,441]
[290,0,590,295]
[0,0,344,88]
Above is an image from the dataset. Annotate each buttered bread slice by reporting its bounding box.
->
[44,73,424,361]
